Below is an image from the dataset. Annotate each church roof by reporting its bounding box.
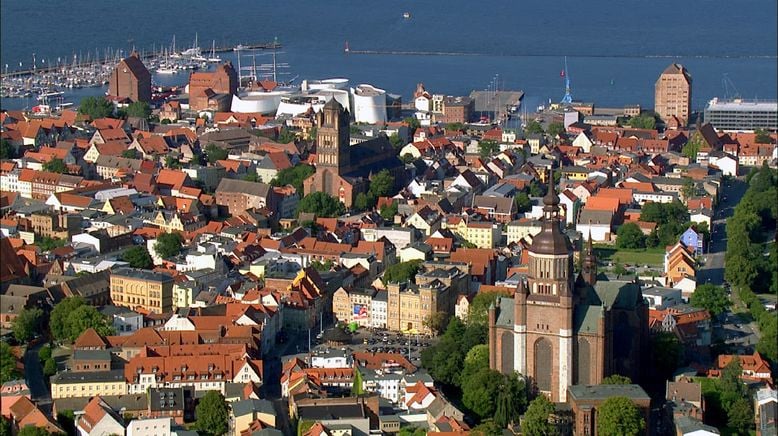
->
[494,296,514,327]
[574,277,643,334]
[529,169,573,255]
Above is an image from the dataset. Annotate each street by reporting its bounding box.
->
[696,178,747,285]
[23,342,52,413]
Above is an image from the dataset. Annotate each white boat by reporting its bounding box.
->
[37,91,64,101]
[207,40,221,62]
[234,44,247,52]
[156,67,177,74]
[403,12,411,19]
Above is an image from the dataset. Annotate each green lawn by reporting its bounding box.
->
[593,246,665,267]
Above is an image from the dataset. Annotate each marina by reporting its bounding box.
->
[0,38,281,111]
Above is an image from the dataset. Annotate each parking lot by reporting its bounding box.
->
[305,328,437,366]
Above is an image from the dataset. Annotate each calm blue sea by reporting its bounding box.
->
[2,0,777,111]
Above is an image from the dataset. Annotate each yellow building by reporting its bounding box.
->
[507,219,543,245]
[448,219,502,249]
[110,268,174,314]
[50,370,127,399]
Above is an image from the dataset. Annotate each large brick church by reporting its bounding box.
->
[303,98,405,208]
[488,171,648,401]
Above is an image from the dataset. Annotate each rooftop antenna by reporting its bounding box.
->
[561,56,573,105]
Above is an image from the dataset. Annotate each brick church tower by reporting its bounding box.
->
[316,98,351,171]
[513,167,576,401]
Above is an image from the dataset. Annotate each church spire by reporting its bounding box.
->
[582,227,597,285]
[542,167,561,220]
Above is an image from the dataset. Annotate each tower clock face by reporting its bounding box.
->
[123,68,128,73]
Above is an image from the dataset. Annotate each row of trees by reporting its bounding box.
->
[724,163,777,361]
[78,96,152,120]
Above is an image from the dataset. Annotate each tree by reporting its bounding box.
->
[651,332,682,381]
[37,236,66,252]
[122,246,153,269]
[154,232,183,259]
[0,342,20,383]
[42,158,67,174]
[493,372,527,428]
[204,143,228,164]
[613,263,627,277]
[242,172,260,182]
[12,308,44,342]
[121,149,137,159]
[0,418,10,436]
[596,396,645,436]
[682,136,702,162]
[50,297,113,343]
[0,139,15,159]
[627,113,656,130]
[17,427,51,436]
[616,222,646,249]
[195,391,229,436]
[727,397,754,434]
[547,122,565,137]
[382,260,423,284]
[50,297,86,342]
[271,164,315,193]
[297,192,346,218]
[38,345,52,363]
[754,129,773,144]
[56,410,76,436]
[126,101,151,119]
[514,192,532,213]
[354,192,372,212]
[690,284,730,317]
[681,177,696,200]
[389,133,405,148]
[523,395,557,436]
[525,120,544,135]
[368,169,395,198]
[43,358,57,377]
[398,427,426,436]
[461,367,502,418]
[422,312,449,335]
[471,420,502,436]
[403,116,420,130]
[311,259,333,272]
[165,156,181,169]
[479,139,500,158]
[351,368,364,395]
[380,202,398,221]
[468,290,511,326]
[78,96,114,119]
[277,127,296,144]
[65,306,114,342]
[602,374,632,384]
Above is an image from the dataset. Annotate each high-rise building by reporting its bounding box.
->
[655,63,692,125]
[107,52,151,103]
[704,98,778,132]
[488,170,648,402]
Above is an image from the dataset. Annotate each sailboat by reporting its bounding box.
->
[170,35,181,58]
[207,40,221,63]
[156,48,177,74]
[181,33,202,58]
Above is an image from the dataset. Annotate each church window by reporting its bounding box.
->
[500,331,514,374]
[576,338,591,385]
[534,338,553,392]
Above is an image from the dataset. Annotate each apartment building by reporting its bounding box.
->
[110,268,174,314]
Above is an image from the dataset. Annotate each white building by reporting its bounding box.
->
[311,349,351,368]
[126,418,172,436]
[352,84,387,124]
[371,290,388,329]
